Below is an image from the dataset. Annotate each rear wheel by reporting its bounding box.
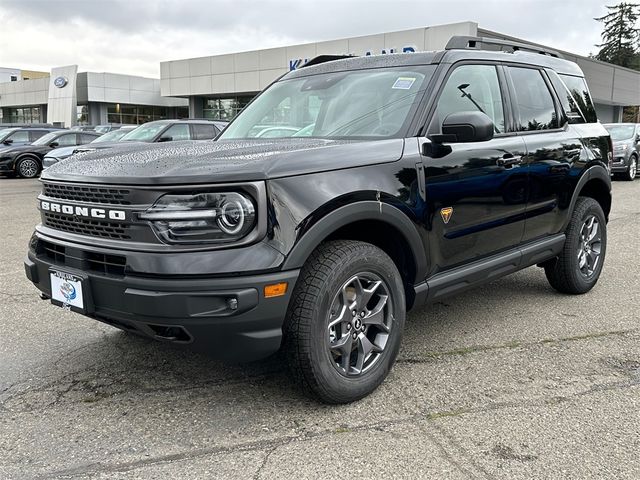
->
[284,240,405,404]
[623,154,637,181]
[545,197,606,294]
[17,156,41,178]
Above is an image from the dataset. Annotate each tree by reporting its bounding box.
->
[594,2,640,70]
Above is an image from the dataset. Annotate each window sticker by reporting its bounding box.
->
[392,77,416,90]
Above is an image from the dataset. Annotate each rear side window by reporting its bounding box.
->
[508,67,558,131]
[81,133,98,143]
[192,124,217,140]
[558,74,597,123]
[163,124,190,141]
[56,134,79,146]
[30,130,47,141]
[429,64,505,134]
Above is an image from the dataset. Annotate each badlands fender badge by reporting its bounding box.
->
[440,207,454,224]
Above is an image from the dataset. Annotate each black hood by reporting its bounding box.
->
[41,138,405,185]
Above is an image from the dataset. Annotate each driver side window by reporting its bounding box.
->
[57,134,79,146]
[429,64,505,135]
[163,124,190,141]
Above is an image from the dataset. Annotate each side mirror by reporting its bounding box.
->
[429,111,495,144]
[49,142,59,148]
[3,139,13,145]
[158,136,172,143]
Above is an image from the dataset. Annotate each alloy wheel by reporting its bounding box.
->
[577,215,602,278]
[19,158,39,178]
[327,273,394,377]
[629,157,637,180]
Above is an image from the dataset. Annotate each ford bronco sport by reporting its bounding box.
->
[25,37,612,403]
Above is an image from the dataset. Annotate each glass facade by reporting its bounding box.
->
[1,106,41,124]
[77,105,89,125]
[106,104,188,125]
[203,96,254,121]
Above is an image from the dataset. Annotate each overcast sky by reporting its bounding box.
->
[0,0,616,77]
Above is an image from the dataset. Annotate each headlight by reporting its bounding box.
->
[139,191,256,244]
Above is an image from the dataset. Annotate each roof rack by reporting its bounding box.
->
[300,55,356,68]
[445,36,562,59]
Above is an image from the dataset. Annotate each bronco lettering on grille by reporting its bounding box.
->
[40,201,126,221]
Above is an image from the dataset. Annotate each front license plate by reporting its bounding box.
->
[50,270,84,311]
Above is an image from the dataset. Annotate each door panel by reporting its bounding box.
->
[504,65,584,242]
[420,135,528,271]
[419,62,529,272]
[522,131,584,240]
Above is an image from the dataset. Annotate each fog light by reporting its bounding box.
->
[227,298,238,310]
[264,282,288,298]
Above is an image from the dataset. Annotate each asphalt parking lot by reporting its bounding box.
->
[0,177,638,480]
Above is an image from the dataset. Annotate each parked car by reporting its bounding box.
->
[94,124,134,134]
[43,126,137,169]
[71,125,98,132]
[71,119,223,157]
[0,130,100,178]
[25,36,612,403]
[603,123,639,181]
[0,127,63,147]
[115,119,222,143]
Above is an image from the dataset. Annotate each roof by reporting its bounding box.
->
[284,45,583,81]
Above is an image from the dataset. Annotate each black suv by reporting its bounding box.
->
[1,130,100,178]
[25,37,612,403]
[0,127,62,147]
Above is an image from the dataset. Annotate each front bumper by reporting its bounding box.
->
[0,157,15,172]
[610,153,630,173]
[25,236,299,362]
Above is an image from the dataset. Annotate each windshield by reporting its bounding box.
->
[121,122,168,142]
[0,129,18,142]
[91,129,131,143]
[221,66,435,140]
[94,125,112,134]
[605,125,636,141]
[32,132,58,146]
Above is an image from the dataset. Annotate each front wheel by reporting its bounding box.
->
[545,197,607,294]
[623,154,637,181]
[284,240,405,404]
[17,156,41,178]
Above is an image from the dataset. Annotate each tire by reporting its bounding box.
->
[545,197,607,294]
[284,240,406,404]
[623,154,637,181]
[16,156,41,178]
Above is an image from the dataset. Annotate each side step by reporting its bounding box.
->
[415,234,565,304]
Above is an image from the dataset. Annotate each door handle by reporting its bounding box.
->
[497,155,522,168]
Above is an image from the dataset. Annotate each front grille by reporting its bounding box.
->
[39,240,126,277]
[41,241,66,264]
[43,212,131,240]
[42,183,132,205]
[86,251,127,276]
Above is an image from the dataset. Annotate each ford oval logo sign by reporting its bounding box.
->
[53,76,68,88]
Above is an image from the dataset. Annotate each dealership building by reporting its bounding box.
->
[0,66,188,127]
[2,21,638,127]
[159,21,640,123]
